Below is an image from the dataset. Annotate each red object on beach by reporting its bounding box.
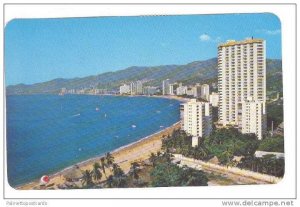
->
[40,175,50,184]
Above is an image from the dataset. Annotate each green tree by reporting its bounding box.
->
[258,136,284,153]
[81,170,94,187]
[150,162,208,187]
[92,162,102,182]
[105,152,115,170]
[100,157,107,178]
[129,162,140,180]
[149,153,157,166]
[112,163,124,177]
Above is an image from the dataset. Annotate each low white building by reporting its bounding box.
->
[192,136,199,147]
[176,83,188,96]
[209,92,219,107]
[120,84,131,94]
[181,99,212,138]
[143,86,157,95]
[186,87,195,96]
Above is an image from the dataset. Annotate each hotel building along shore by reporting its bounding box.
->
[217,38,266,139]
[181,38,267,143]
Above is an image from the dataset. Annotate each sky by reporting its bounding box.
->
[5,13,281,86]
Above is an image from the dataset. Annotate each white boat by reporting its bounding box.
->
[131,125,136,128]
[96,107,99,111]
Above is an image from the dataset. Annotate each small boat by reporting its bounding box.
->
[96,107,99,111]
[104,113,107,118]
[131,125,136,128]
[160,125,164,128]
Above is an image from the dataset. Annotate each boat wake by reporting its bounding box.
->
[72,113,81,117]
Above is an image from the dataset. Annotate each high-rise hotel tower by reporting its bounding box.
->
[217,38,266,139]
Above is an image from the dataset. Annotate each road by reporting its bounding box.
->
[172,155,271,186]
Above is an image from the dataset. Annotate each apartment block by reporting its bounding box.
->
[217,38,266,139]
[239,99,266,140]
[201,84,210,101]
[120,84,131,94]
[162,79,170,95]
[181,99,212,138]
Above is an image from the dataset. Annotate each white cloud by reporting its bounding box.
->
[199,34,211,41]
[265,29,281,35]
[256,29,281,35]
[199,34,221,43]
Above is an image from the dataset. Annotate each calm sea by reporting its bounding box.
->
[6,94,180,187]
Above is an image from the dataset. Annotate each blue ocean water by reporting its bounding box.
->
[6,95,180,187]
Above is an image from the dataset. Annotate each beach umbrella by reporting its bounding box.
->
[40,175,50,185]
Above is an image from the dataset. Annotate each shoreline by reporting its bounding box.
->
[17,121,181,190]
[77,93,189,103]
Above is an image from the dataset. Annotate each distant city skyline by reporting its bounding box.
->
[5,13,281,86]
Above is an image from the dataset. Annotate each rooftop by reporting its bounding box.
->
[218,38,264,48]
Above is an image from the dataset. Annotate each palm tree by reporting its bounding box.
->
[112,163,124,177]
[100,157,107,178]
[221,148,233,166]
[198,146,209,159]
[105,152,115,171]
[81,170,93,187]
[92,162,102,182]
[129,162,140,180]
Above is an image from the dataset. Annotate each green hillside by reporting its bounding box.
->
[6,58,282,95]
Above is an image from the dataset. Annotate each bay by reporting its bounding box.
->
[6,94,180,187]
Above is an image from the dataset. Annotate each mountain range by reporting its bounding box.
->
[6,58,282,95]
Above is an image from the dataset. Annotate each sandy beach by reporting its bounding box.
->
[17,121,181,190]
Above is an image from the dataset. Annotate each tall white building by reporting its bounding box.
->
[120,84,130,94]
[239,99,266,140]
[201,84,210,101]
[193,84,202,98]
[169,84,175,95]
[162,79,170,95]
[136,80,143,95]
[218,38,266,139]
[181,99,212,138]
[130,82,136,95]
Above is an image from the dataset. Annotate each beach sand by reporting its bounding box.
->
[17,122,181,190]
